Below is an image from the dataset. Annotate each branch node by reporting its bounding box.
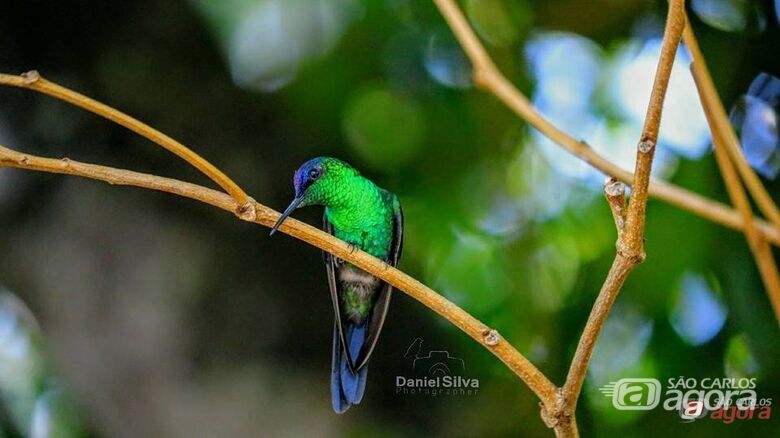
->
[482,328,499,346]
[539,389,572,431]
[61,157,71,167]
[616,244,646,265]
[603,178,625,198]
[638,139,655,154]
[539,402,557,429]
[237,199,257,222]
[604,177,627,233]
[21,70,40,84]
[20,155,30,165]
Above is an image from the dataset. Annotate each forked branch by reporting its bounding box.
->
[431,0,780,247]
[0,142,558,411]
[0,72,252,213]
[1,0,776,436]
[683,19,780,322]
[433,0,687,436]
[558,2,686,435]
[682,21,780,231]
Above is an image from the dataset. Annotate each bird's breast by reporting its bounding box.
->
[339,265,380,324]
[339,265,379,286]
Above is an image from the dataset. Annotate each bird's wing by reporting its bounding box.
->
[323,214,351,369]
[353,191,403,370]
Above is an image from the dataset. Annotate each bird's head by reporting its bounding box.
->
[270,157,356,235]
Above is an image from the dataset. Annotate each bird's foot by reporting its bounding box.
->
[335,242,359,265]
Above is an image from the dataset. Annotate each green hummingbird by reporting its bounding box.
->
[270,157,403,413]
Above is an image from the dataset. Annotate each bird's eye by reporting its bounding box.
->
[308,168,321,179]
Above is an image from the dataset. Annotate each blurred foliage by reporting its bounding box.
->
[0,0,779,436]
[0,291,84,437]
[342,84,425,169]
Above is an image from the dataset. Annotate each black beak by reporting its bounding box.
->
[269,196,304,235]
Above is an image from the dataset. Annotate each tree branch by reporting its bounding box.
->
[692,68,780,324]
[682,21,780,231]
[434,0,688,435]
[604,178,628,240]
[683,20,780,323]
[430,0,780,247]
[1,1,775,435]
[0,68,567,430]
[0,142,559,409]
[2,70,779,247]
[559,0,686,434]
[433,0,688,434]
[0,71,253,213]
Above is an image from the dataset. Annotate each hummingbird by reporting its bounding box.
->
[270,157,403,413]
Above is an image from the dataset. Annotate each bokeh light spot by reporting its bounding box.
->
[342,85,425,169]
[691,0,767,33]
[724,334,760,379]
[730,72,780,179]
[523,33,684,190]
[611,40,711,158]
[428,226,510,314]
[525,32,602,111]
[424,32,473,89]
[669,273,727,346]
[589,304,654,382]
[465,0,530,47]
[212,0,360,92]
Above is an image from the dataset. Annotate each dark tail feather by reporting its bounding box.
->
[340,324,367,404]
[331,323,368,413]
[331,323,348,413]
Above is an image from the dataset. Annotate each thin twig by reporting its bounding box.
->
[0,142,558,409]
[560,1,686,435]
[430,0,780,247]
[1,72,778,245]
[0,72,252,214]
[693,69,780,324]
[682,21,780,231]
[604,178,628,240]
[683,20,780,322]
[433,0,687,434]
[0,3,775,435]
[654,181,779,245]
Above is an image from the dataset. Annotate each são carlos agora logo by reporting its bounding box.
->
[599,378,662,410]
[598,376,773,423]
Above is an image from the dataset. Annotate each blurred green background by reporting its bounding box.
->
[0,0,779,436]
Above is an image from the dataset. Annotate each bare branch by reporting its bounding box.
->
[430,0,780,247]
[433,0,688,434]
[604,178,627,238]
[2,2,775,435]
[683,20,780,322]
[3,70,779,245]
[560,0,686,432]
[692,68,780,324]
[0,142,558,409]
[0,72,252,211]
[682,21,780,231]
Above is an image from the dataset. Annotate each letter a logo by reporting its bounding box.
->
[599,378,661,410]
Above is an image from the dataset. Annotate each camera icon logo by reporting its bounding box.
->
[403,338,466,377]
[599,378,662,410]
